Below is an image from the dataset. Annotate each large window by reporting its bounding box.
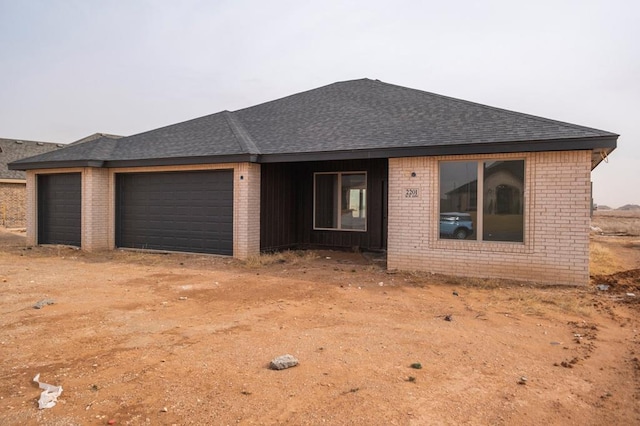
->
[440,160,524,242]
[314,172,367,231]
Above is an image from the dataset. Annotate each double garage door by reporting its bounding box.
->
[116,170,234,255]
[37,170,234,255]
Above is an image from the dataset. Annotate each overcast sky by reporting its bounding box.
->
[1,0,637,207]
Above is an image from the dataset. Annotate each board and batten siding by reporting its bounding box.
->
[260,159,388,252]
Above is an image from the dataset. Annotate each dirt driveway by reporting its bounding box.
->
[1,229,639,425]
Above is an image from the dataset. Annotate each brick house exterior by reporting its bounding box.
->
[387,151,592,284]
[10,79,617,285]
[0,138,62,228]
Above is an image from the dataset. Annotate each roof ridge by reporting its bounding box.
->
[70,133,124,145]
[233,79,365,114]
[368,79,618,137]
[0,137,62,146]
[223,111,261,155]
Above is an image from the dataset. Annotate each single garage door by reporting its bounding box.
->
[38,173,82,246]
[116,170,233,255]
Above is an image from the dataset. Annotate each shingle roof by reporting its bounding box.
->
[70,133,123,145]
[0,138,63,179]
[9,78,618,171]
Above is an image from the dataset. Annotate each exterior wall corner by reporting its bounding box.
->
[233,163,261,259]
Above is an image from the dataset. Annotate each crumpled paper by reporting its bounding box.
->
[33,373,63,409]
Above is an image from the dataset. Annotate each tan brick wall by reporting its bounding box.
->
[26,171,37,246]
[0,181,26,228]
[387,151,592,285]
[233,163,261,259]
[82,167,110,251]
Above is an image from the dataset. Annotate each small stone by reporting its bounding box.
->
[33,299,55,309]
[378,282,384,287]
[269,354,299,370]
[626,293,636,297]
[160,407,168,413]
[108,420,116,425]
[517,376,528,385]
[453,291,459,296]
[178,296,188,301]
[444,314,453,322]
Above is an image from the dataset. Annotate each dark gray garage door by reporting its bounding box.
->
[38,173,82,246]
[116,170,233,255]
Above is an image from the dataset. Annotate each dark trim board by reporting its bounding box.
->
[115,170,234,255]
[37,173,81,246]
[260,159,388,252]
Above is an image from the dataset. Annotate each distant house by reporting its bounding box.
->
[0,138,63,227]
[9,79,618,285]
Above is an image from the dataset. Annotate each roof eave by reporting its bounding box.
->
[258,135,618,163]
[105,154,258,168]
[8,160,105,170]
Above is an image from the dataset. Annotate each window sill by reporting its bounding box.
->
[433,238,531,254]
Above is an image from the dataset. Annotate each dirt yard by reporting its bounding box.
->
[1,219,639,425]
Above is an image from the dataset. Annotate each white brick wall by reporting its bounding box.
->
[25,171,37,246]
[388,151,592,285]
[233,163,261,259]
[82,167,110,251]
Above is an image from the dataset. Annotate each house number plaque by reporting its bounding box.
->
[405,188,419,198]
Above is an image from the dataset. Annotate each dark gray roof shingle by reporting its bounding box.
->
[23,135,120,161]
[1,138,62,179]
[236,79,616,154]
[9,78,617,170]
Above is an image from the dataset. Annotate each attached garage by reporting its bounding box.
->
[37,173,81,246]
[9,79,619,285]
[115,170,233,255]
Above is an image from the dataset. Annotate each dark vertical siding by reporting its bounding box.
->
[260,159,388,251]
[260,163,299,250]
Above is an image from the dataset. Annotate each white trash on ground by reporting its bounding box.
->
[33,373,63,409]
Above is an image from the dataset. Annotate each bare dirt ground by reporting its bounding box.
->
[1,220,639,425]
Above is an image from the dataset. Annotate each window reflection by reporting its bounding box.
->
[483,161,524,242]
[439,160,525,242]
[314,172,367,231]
[439,162,476,239]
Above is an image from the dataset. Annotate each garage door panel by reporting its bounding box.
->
[38,173,81,246]
[116,170,233,255]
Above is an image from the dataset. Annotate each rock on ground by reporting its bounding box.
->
[269,354,299,370]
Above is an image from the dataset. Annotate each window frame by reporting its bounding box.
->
[438,159,525,243]
[313,171,368,232]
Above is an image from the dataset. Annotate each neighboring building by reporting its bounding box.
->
[9,79,618,285]
[0,138,63,227]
